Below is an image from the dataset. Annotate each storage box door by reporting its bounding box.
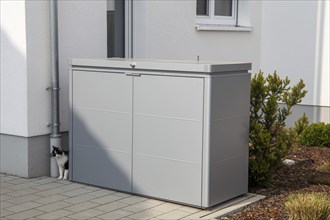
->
[132,75,204,206]
[72,71,132,191]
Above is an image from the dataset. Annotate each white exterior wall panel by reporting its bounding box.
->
[26,0,52,136]
[58,0,107,132]
[133,1,262,74]
[0,0,28,136]
[260,0,329,108]
[133,0,329,122]
[1,0,108,137]
[0,1,108,177]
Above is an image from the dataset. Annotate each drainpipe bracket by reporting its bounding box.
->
[50,134,61,138]
[46,86,60,91]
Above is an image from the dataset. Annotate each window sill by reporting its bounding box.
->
[196,24,253,32]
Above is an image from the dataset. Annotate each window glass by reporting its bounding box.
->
[196,0,238,26]
[107,0,125,58]
[196,0,208,16]
[214,0,232,16]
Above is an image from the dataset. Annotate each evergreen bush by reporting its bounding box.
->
[249,71,307,187]
[294,112,309,137]
[300,123,330,147]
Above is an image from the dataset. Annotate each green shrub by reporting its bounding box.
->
[285,193,330,220]
[294,112,309,137]
[300,123,330,147]
[249,71,307,187]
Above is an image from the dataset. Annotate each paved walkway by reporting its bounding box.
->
[0,173,263,220]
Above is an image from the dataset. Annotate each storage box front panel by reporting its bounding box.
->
[132,75,204,206]
[72,71,133,191]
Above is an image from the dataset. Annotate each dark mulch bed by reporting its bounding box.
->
[223,146,330,220]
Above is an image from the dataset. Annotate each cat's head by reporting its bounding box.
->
[51,146,64,157]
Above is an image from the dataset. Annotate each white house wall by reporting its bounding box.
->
[133,0,263,74]
[320,0,330,107]
[58,0,107,132]
[1,0,328,137]
[25,0,52,136]
[0,0,51,177]
[0,0,28,136]
[0,0,108,136]
[0,0,107,177]
[1,0,57,137]
[133,0,329,123]
[260,0,330,108]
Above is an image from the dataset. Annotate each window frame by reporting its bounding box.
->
[196,0,238,26]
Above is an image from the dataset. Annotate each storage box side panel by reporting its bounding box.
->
[206,72,251,207]
[69,69,74,180]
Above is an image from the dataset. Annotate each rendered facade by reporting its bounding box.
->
[1,0,329,177]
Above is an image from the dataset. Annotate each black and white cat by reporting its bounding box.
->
[51,146,69,180]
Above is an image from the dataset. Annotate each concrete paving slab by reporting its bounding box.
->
[98,209,133,220]
[94,201,129,212]
[68,208,105,219]
[64,201,100,212]
[6,209,45,220]
[65,193,100,204]
[36,209,74,220]
[35,201,73,212]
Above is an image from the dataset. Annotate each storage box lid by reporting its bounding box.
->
[70,58,251,73]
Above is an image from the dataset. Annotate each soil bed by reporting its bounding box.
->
[222,146,330,220]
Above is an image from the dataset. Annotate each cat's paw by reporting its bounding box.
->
[63,170,69,180]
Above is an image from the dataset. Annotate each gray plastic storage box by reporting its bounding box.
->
[69,58,251,208]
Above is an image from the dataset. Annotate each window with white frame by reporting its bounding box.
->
[196,0,238,26]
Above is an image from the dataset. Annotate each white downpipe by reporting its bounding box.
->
[49,0,61,178]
